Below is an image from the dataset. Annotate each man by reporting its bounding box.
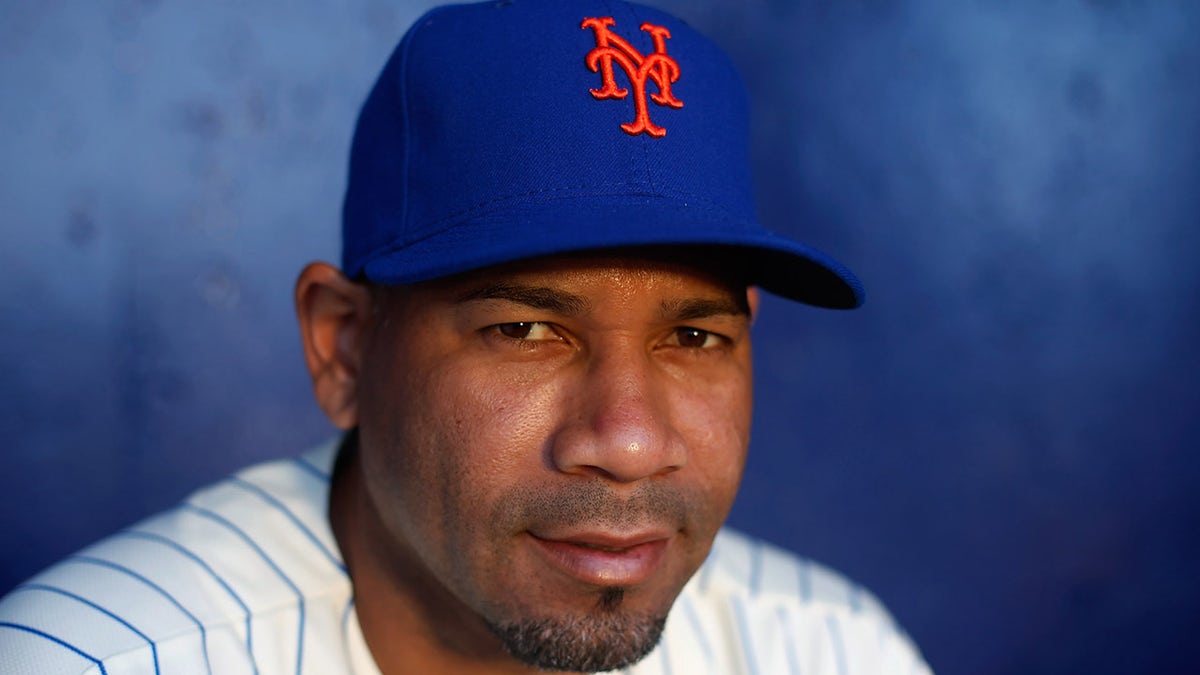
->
[0,0,930,673]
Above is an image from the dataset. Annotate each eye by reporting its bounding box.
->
[494,322,559,341]
[671,327,723,349]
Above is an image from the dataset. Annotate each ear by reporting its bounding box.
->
[295,262,372,429]
[747,286,761,324]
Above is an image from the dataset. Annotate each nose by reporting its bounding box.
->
[549,345,687,483]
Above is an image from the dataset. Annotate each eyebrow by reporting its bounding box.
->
[659,297,750,322]
[453,282,748,320]
[454,283,591,316]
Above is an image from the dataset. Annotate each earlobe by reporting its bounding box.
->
[294,262,372,429]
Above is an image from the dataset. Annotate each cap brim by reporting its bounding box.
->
[359,195,864,309]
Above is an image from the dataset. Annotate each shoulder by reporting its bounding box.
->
[0,441,352,675]
[642,528,933,675]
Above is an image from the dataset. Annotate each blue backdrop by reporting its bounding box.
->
[2,1,1197,673]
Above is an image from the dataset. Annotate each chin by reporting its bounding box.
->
[485,589,669,672]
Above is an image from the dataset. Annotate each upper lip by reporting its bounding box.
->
[529,529,673,551]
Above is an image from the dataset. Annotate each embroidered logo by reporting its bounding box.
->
[581,17,684,137]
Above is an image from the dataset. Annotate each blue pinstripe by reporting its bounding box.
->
[679,594,714,664]
[339,597,357,674]
[775,605,804,675]
[824,614,848,675]
[226,476,346,573]
[117,529,260,675]
[12,584,160,675]
[848,584,863,613]
[67,556,212,675]
[697,546,718,592]
[290,457,331,482]
[730,595,760,675]
[182,503,306,675]
[340,598,355,637]
[748,538,764,596]
[657,630,674,675]
[0,622,107,674]
[797,558,813,603]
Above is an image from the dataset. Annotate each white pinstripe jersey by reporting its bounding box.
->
[0,440,933,674]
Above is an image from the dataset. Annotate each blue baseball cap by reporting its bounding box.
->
[342,0,864,308]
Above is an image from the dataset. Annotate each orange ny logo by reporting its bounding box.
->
[581,17,684,137]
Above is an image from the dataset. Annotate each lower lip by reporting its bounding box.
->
[530,535,670,587]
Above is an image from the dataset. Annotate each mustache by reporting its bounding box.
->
[491,479,698,532]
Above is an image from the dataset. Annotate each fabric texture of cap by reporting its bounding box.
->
[341,0,864,308]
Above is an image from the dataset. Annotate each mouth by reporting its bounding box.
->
[527,530,672,587]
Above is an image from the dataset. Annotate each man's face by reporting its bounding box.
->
[354,253,754,672]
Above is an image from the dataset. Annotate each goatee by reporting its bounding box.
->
[487,587,667,672]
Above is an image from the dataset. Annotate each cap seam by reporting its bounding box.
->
[395,7,450,245]
[623,1,658,192]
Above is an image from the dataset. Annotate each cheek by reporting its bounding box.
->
[443,362,566,476]
[365,358,564,531]
[673,366,753,506]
